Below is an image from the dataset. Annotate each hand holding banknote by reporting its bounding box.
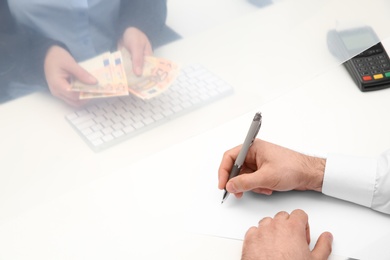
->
[120,27,153,76]
[69,48,180,100]
[44,45,97,107]
[121,47,180,100]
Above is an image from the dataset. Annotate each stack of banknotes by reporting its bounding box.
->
[69,48,180,100]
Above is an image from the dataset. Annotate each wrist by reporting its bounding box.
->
[301,155,326,192]
[300,154,326,192]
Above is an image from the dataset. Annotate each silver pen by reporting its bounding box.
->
[221,112,262,204]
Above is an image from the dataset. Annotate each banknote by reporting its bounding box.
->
[78,51,130,99]
[69,48,180,100]
[110,50,128,88]
[79,89,128,99]
[120,48,180,100]
[70,52,128,94]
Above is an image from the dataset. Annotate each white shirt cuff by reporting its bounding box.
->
[322,153,377,208]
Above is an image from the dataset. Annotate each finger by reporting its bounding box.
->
[218,145,242,189]
[252,188,273,195]
[289,209,308,224]
[289,209,311,244]
[131,50,144,76]
[244,226,258,239]
[58,90,87,107]
[258,217,272,227]
[52,78,87,107]
[274,211,289,220]
[62,97,86,107]
[62,94,88,107]
[233,192,243,199]
[306,217,311,245]
[311,232,333,260]
[67,63,97,85]
[225,171,268,193]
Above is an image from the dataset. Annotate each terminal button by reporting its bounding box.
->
[362,75,372,81]
[373,74,384,80]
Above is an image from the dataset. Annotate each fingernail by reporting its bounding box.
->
[328,232,333,241]
[228,183,237,193]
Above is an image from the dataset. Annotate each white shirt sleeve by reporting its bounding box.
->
[322,149,390,214]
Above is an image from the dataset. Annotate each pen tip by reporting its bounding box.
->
[221,190,229,204]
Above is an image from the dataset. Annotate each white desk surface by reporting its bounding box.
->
[166,0,259,38]
[1,2,390,259]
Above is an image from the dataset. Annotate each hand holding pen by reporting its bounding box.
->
[220,112,262,203]
[218,128,325,201]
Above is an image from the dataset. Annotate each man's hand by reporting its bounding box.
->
[218,139,326,199]
[242,209,333,260]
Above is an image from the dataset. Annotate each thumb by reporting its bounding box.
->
[311,232,333,260]
[226,173,266,193]
[68,64,97,85]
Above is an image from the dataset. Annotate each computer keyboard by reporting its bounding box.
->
[65,64,234,151]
